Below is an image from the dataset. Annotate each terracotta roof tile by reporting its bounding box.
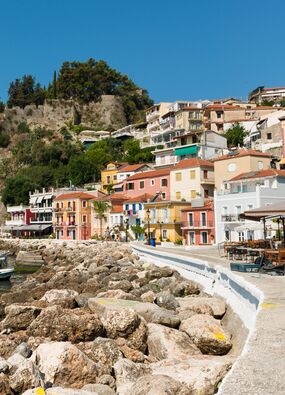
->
[119,163,149,172]
[172,158,214,169]
[213,149,272,162]
[54,192,95,201]
[126,168,171,181]
[229,169,285,181]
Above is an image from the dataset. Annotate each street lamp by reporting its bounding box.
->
[158,221,163,242]
[124,218,129,242]
[146,209,151,245]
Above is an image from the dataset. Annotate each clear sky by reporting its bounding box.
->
[0,0,284,103]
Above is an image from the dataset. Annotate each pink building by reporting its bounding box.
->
[181,200,215,245]
[122,168,171,200]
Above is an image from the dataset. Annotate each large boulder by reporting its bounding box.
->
[129,374,191,395]
[0,373,12,395]
[40,289,79,308]
[101,309,140,339]
[82,383,115,395]
[177,296,226,318]
[114,359,151,395]
[0,331,29,358]
[22,388,96,395]
[180,314,232,355]
[169,280,200,297]
[1,304,41,331]
[86,337,123,369]
[33,342,104,388]
[27,305,103,342]
[133,303,180,328]
[150,356,234,394]
[9,359,42,394]
[155,292,179,311]
[147,323,201,360]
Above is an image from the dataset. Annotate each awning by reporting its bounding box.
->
[7,224,52,232]
[240,201,285,221]
[279,158,285,165]
[37,196,44,204]
[30,196,38,205]
[174,145,198,156]
[44,194,52,200]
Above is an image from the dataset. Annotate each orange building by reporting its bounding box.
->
[53,192,95,240]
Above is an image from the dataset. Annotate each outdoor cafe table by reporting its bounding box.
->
[227,246,264,261]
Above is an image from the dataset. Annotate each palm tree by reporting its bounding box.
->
[93,200,110,240]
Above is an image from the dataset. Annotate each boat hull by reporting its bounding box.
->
[0,269,14,280]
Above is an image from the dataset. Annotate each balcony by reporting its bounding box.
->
[7,205,27,213]
[5,219,25,226]
[221,215,244,222]
[182,221,214,229]
[30,218,52,224]
[66,207,76,212]
[200,177,215,184]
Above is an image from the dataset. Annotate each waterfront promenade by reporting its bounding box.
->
[133,244,285,395]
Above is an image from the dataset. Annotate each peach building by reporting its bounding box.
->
[53,192,95,240]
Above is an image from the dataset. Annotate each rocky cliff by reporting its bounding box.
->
[0,95,127,133]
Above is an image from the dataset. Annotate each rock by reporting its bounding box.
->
[14,342,32,358]
[155,292,179,311]
[114,359,151,395]
[87,298,138,315]
[101,309,139,339]
[177,296,226,318]
[0,372,12,395]
[147,323,200,361]
[124,318,148,351]
[7,352,26,373]
[97,289,136,300]
[0,357,9,373]
[155,276,176,290]
[169,280,200,297]
[82,383,115,395]
[96,375,116,389]
[145,267,174,280]
[33,342,102,388]
[0,331,29,358]
[27,305,103,342]
[129,374,191,395]
[180,314,232,355]
[9,359,42,394]
[88,337,123,369]
[133,303,180,328]
[75,293,97,308]
[140,291,155,303]
[2,304,41,331]
[108,280,133,293]
[45,389,95,395]
[150,356,234,394]
[40,289,79,308]
[118,343,145,363]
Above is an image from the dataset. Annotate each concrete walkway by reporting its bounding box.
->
[138,244,285,395]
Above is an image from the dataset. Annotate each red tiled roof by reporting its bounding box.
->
[92,193,129,202]
[126,168,170,181]
[119,163,149,172]
[204,105,242,110]
[124,193,156,203]
[172,158,214,170]
[182,200,214,211]
[110,204,124,213]
[54,192,95,201]
[213,149,273,162]
[229,169,285,182]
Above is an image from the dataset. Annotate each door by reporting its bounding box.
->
[188,231,195,245]
[201,231,208,244]
[72,230,76,240]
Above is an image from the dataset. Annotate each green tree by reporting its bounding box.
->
[123,139,154,163]
[7,75,46,108]
[224,123,247,148]
[0,100,5,113]
[93,200,110,239]
[0,132,10,148]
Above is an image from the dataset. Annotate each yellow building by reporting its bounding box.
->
[144,201,191,243]
[100,162,127,193]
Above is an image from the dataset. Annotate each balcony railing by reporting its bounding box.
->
[200,177,215,184]
[183,221,214,228]
[30,218,52,223]
[221,215,244,222]
[5,219,26,226]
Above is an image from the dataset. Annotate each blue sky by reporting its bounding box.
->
[0,0,284,102]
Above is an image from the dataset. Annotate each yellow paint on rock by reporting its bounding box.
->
[260,302,278,309]
[35,388,45,395]
[213,331,226,341]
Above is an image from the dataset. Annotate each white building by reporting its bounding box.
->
[29,188,57,233]
[214,169,285,243]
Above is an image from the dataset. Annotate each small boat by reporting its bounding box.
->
[0,252,14,281]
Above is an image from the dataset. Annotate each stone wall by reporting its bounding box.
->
[0,95,127,133]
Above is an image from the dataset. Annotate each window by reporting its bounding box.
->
[225,230,230,241]
[56,203,59,209]
[106,176,111,184]
[238,232,245,242]
[247,204,253,210]
[125,204,129,210]
[161,178,168,187]
[139,203,142,210]
[113,175,117,181]
[191,190,197,199]
[175,172,182,181]
[205,189,209,198]
[227,163,236,172]
[82,200,87,208]
[201,231,208,244]
[68,201,71,208]
[161,192,166,199]
[189,231,195,245]
[150,179,155,186]
[192,135,197,143]
[201,212,207,226]
[126,183,134,190]
[176,191,181,200]
[258,161,264,170]
[188,213,193,226]
[162,229,167,239]
[139,181,145,189]
[203,170,208,179]
[267,133,272,140]
[216,111,222,118]
[82,215,87,223]
[190,170,196,179]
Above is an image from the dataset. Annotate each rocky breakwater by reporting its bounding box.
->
[0,239,236,395]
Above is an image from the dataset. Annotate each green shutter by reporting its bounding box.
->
[174,145,198,156]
